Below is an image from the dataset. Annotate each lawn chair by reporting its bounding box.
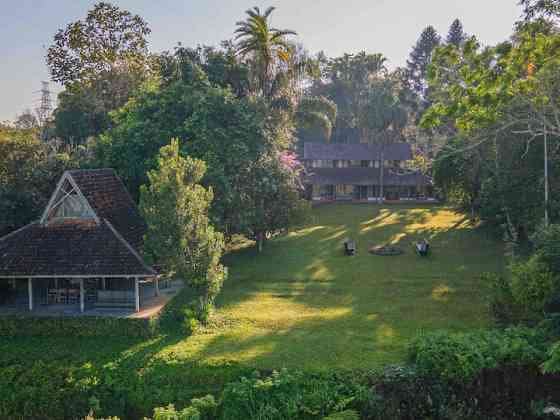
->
[344,239,356,256]
[415,239,430,257]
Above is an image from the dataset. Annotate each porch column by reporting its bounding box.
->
[155,277,160,297]
[79,278,85,313]
[28,278,33,311]
[134,277,140,312]
[101,277,106,290]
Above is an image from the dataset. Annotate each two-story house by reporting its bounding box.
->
[302,142,433,201]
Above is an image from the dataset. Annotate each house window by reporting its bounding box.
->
[335,185,353,196]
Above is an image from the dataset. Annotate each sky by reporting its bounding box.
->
[0,0,523,122]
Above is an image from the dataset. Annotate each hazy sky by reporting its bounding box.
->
[0,0,523,122]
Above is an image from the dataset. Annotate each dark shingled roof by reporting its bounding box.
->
[303,142,413,161]
[68,169,147,251]
[0,220,155,277]
[305,167,432,187]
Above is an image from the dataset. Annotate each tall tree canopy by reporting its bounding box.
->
[406,26,442,98]
[520,0,560,20]
[446,19,468,47]
[47,1,151,85]
[235,6,297,98]
[48,2,154,144]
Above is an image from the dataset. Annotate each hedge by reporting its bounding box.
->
[0,315,160,338]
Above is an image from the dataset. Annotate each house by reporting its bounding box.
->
[302,142,433,201]
[0,169,161,314]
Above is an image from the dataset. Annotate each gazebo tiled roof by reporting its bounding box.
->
[0,169,155,278]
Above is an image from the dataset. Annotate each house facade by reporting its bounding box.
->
[302,142,433,201]
[0,169,161,314]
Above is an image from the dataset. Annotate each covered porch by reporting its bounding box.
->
[0,275,171,314]
[312,184,434,201]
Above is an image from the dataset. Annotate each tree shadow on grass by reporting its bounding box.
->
[187,204,504,371]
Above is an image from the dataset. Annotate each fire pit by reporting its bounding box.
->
[369,245,404,256]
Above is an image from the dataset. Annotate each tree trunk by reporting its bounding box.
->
[379,147,385,203]
[256,232,264,253]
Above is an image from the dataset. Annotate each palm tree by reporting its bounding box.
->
[359,78,409,201]
[296,96,338,142]
[235,6,297,97]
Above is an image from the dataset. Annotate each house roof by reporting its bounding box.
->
[305,167,432,187]
[0,219,155,277]
[68,169,147,251]
[0,169,155,278]
[303,142,413,161]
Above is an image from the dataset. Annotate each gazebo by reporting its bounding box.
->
[0,169,160,313]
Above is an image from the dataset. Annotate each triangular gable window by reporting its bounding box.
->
[44,178,96,222]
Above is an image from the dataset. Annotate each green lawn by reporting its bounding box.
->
[159,203,504,370]
[0,204,505,396]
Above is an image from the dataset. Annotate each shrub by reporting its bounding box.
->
[486,255,560,324]
[510,255,560,321]
[408,327,549,383]
[485,272,521,324]
[0,315,159,338]
[532,223,560,274]
[152,404,201,420]
[220,369,366,420]
[322,410,360,420]
[542,341,560,374]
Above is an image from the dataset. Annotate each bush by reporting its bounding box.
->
[220,369,367,420]
[486,272,521,323]
[322,410,360,420]
[510,255,560,321]
[486,255,560,324]
[150,396,216,420]
[542,341,560,374]
[532,223,560,274]
[0,315,159,338]
[408,327,549,383]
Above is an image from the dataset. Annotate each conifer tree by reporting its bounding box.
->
[406,26,441,98]
[446,19,467,47]
[140,138,227,317]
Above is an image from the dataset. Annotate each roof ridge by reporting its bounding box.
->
[103,218,155,276]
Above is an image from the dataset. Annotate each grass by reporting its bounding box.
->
[164,203,504,370]
[0,204,505,407]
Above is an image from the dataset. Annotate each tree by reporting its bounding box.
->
[446,19,467,48]
[14,110,39,130]
[423,26,560,239]
[295,96,337,142]
[406,26,441,98]
[520,0,560,20]
[0,125,80,236]
[46,1,151,86]
[359,77,409,200]
[47,2,153,145]
[140,139,227,316]
[235,6,297,97]
[309,52,387,143]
